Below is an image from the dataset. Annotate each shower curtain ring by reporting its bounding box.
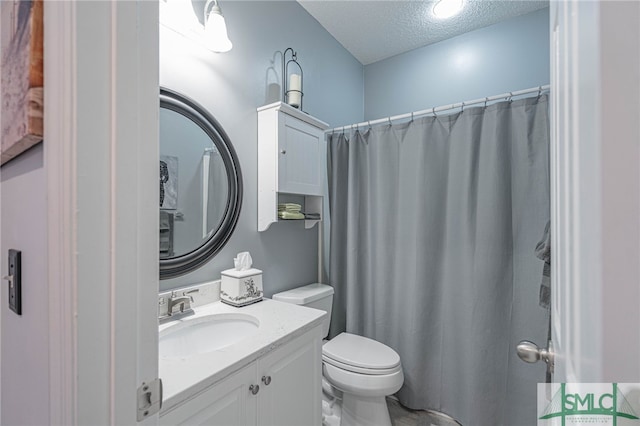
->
[410,112,414,122]
[484,97,489,108]
[368,121,372,130]
[538,86,543,97]
[508,92,513,102]
[432,107,437,117]
[388,117,392,126]
[461,102,465,112]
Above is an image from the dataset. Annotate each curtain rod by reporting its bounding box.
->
[327,84,550,134]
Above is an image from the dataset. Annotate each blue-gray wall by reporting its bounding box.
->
[1,145,49,426]
[364,8,549,120]
[160,1,363,292]
[160,4,550,294]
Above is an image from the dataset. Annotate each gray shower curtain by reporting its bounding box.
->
[328,95,550,425]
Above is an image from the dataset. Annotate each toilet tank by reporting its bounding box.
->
[272,283,334,338]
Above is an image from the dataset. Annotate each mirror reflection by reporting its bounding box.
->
[160,108,229,258]
[159,88,242,280]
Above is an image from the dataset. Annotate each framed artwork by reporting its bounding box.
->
[1,0,43,165]
[160,155,178,210]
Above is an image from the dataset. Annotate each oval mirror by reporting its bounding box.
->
[159,88,242,279]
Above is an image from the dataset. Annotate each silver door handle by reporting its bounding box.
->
[261,375,272,385]
[517,340,554,372]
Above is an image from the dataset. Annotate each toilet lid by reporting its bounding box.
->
[322,333,401,371]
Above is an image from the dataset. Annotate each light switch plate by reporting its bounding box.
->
[8,249,21,315]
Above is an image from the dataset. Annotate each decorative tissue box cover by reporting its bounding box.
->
[220,268,263,307]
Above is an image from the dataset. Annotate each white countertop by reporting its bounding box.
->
[159,298,326,412]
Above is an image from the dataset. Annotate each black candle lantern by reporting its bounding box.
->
[282,47,304,110]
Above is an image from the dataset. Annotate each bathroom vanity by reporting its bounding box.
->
[159,298,325,426]
[157,88,325,425]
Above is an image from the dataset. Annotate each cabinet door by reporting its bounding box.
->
[159,364,257,426]
[278,113,323,196]
[257,327,322,426]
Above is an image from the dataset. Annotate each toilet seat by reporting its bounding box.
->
[322,354,402,375]
[323,362,404,398]
[322,333,401,375]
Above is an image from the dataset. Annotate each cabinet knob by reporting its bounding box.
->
[261,375,272,386]
[280,150,286,155]
[249,384,260,395]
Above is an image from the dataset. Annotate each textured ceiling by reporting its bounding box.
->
[297,0,548,65]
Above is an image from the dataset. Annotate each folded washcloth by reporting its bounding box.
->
[278,203,302,212]
[303,212,321,220]
[535,221,551,309]
[278,211,305,220]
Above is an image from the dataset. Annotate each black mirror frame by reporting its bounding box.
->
[159,88,243,279]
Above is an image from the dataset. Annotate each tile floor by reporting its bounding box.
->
[387,397,461,426]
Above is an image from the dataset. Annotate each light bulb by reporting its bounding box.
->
[433,0,464,19]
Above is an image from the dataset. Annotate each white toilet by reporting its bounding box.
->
[273,283,404,426]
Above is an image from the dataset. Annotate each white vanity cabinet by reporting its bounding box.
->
[257,102,329,232]
[257,329,322,426]
[159,326,322,426]
[159,364,256,426]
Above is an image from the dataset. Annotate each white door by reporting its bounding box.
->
[45,1,160,424]
[549,0,640,385]
[519,2,640,422]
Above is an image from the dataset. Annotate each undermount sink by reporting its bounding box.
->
[160,313,260,358]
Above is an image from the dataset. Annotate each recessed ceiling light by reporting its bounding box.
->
[433,0,464,19]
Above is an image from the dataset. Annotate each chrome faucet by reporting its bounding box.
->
[160,289,199,323]
[168,295,192,314]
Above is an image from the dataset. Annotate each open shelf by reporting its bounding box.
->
[260,192,322,231]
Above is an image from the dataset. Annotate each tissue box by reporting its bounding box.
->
[220,268,263,307]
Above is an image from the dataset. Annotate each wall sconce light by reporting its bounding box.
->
[282,48,303,109]
[204,0,232,52]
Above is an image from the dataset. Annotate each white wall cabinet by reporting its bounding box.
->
[258,102,329,231]
[159,327,322,426]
